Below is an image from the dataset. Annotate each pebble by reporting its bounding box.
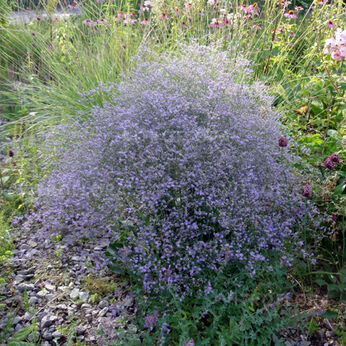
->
[41,314,58,329]
[37,290,47,298]
[23,312,33,321]
[70,288,80,299]
[12,316,22,325]
[36,312,48,323]
[75,325,87,335]
[98,300,108,309]
[28,240,38,248]
[14,323,23,331]
[79,291,89,301]
[42,331,53,341]
[56,304,68,310]
[17,283,35,293]
[29,296,39,304]
[45,283,56,291]
[98,307,108,317]
[52,330,62,338]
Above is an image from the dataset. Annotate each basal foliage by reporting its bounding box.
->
[31,44,318,295]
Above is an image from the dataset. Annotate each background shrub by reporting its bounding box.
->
[30,43,319,296]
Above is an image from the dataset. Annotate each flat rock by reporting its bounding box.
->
[17,283,35,293]
[29,296,39,305]
[41,314,58,329]
[45,283,56,291]
[79,291,89,302]
[37,290,47,298]
[70,288,80,299]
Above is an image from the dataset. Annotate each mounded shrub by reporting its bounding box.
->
[31,43,318,296]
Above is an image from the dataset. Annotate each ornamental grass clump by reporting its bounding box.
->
[32,43,318,295]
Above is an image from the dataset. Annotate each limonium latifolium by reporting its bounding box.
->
[31,43,319,296]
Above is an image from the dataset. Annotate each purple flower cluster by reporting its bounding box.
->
[31,44,318,296]
[323,152,340,170]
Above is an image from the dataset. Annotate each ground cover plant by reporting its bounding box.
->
[0,0,345,344]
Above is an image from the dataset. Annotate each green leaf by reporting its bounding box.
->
[8,324,34,342]
[314,278,327,286]
[107,264,125,274]
[321,310,338,319]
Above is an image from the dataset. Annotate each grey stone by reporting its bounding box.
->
[70,288,80,299]
[13,295,22,304]
[13,275,25,284]
[41,314,58,329]
[37,290,47,298]
[71,256,81,261]
[23,312,33,321]
[28,240,37,248]
[75,325,87,335]
[123,295,134,307]
[81,303,91,309]
[36,312,48,323]
[17,283,35,293]
[12,316,22,325]
[45,283,56,291]
[58,286,68,292]
[46,293,55,300]
[17,267,35,275]
[79,291,89,302]
[42,331,53,341]
[52,330,62,338]
[56,304,68,310]
[98,307,108,317]
[14,323,23,331]
[28,332,34,342]
[29,296,39,305]
[98,300,108,309]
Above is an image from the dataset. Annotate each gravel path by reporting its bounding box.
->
[7,8,81,25]
[0,224,137,345]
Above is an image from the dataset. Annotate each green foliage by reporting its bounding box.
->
[110,263,303,345]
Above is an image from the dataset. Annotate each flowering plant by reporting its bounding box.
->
[31,44,319,296]
[323,28,346,61]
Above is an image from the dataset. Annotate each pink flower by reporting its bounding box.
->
[323,28,346,60]
[324,157,335,170]
[160,12,170,19]
[329,152,340,163]
[280,0,291,7]
[141,19,149,25]
[331,49,342,60]
[284,10,297,19]
[98,17,107,24]
[210,18,223,28]
[123,19,137,24]
[327,21,335,28]
[83,19,97,26]
[294,6,304,11]
[302,184,312,198]
[240,3,260,16]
